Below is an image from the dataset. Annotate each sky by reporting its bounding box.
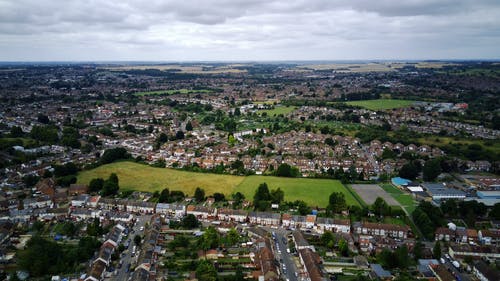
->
[0,0,499,61]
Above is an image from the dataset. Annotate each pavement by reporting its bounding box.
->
[112,214,151,281]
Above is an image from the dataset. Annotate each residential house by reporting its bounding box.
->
[217,208,248,222]
[435,227,455,242]
[186,205,216,221]
[292,230,314,251]
[155,203,185,218]
[316,217,350,233]
[248,212,281,226]
[354,222,410,239]
[473,261,500,281]
[71,194,90,207]
[478,229,500,246]
[68,184,88,195]
[305,215,317,229]
[126,200,155,214]
[298,248,327,281]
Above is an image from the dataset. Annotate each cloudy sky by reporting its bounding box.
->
[0,0,499,61]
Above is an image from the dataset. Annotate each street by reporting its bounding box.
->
[273,228,299,281]
[112,214,151,281]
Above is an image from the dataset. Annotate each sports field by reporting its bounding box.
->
[345,99,416,110]
[77,161,358,208]
[350,184,399,206]
[379,183,417,214]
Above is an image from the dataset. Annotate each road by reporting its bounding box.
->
[112,214,151,281]
[443,256,470,281]
[273,228,299,281]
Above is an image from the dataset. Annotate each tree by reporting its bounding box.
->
[101,173,119,196]
[328,192,347,214]
[175,130,185,140]
[423,159,442,181]
[398,161,420,180]
[199,226,219,250]
[37,113,50,124]
[194,187,205,202]
[394,245,410,269]
[381,148,397,159]
[185,121,193,131]
[89,178,104,193]
[372,197,390,217]
[182,214,200,229]
[100,147,130,164]
[225,227,241,246]
[413,240,423,261]
[490,203,500,220]
[10,126,24,137]
[196,260,217,281]
[253,183,271,210]
[276,163,299,177]
[297,200,312,215]
[270,188,284,204]
[158,188,170,203]
[232,192,245,206]
[134,234,142,246]
[433,241,441,259]
[338,238,349,257]
[213,192,225,202]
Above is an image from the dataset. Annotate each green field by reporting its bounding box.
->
[235,176,359,207]
[77,161,358,208]
[77,161,244,196]
[380,183,417,214]
[259,106,297,116]
[134,89,212,96]
[345,99,416,110]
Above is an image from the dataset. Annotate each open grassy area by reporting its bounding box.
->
[134,89,212,96]
[258,106,297,116]
[235,176,359,208]
[417,136,500,154]
[77,161,244,197]
[77,161,358,208]
[379,183,417,214]
[345,99,416,110]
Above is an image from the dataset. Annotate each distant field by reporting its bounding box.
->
[379,183,417,214]
[134,89,212,96]
[259,106,297,116]
[297,63,394,73]
[104,64,247,74]
[345,99,416,110]
[77,161,358,208]
[235,176,360,208]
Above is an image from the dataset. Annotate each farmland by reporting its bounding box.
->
[134,89,213,96]
[77,161,358,208]
[345,99,416,110]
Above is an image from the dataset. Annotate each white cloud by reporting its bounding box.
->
[0,0,498,60]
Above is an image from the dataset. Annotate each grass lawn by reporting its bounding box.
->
[258,106,297,116]
[234,176,359,208]
[77,161,244,197]
[134,89,212,96]
[345,99,416,110]
[77,161,358,208]
[379,183,417,214]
